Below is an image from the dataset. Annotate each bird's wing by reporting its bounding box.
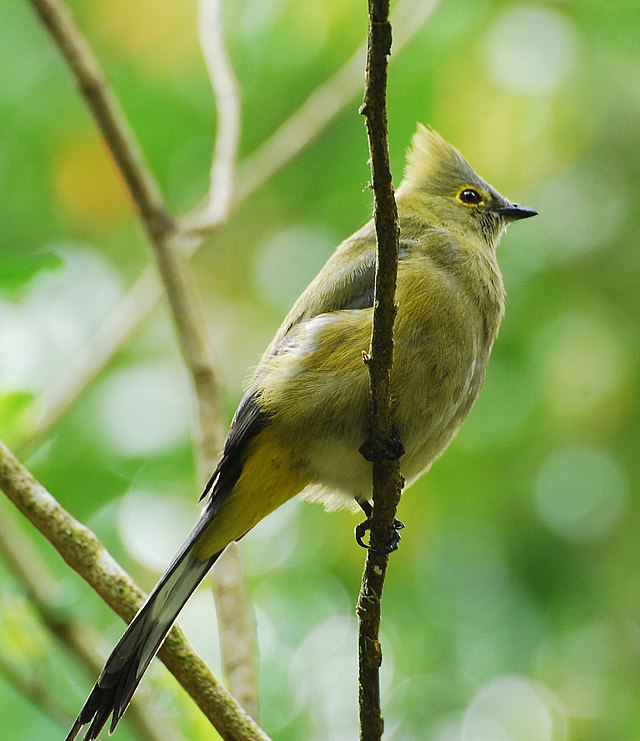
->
[199,226,414,509]
[197,237,377,508]
[199,389,267,506]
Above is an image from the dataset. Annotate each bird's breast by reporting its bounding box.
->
[390,258,501,483]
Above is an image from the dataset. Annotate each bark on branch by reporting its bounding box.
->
[0,500,179,741]
[357,1,404,739]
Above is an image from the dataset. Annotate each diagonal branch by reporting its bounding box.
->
[357,1,403,739]
[0,500,181,741]
[26,0,258,717]
[0,439,270,741]
[27,0,225,471]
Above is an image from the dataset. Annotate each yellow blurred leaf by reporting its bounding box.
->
[94,0,199,74]
[53,134,130,228]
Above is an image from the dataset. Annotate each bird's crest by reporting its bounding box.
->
[402,125,479,193]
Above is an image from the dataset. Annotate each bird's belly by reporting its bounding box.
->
[300,434,373,510]
[396,350,488,482]
[298,351,487,511]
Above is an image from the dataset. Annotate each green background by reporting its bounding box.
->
[1,0,638,739]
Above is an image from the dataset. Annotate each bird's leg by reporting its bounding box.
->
[354,499,373,549]
[354,499,405,553]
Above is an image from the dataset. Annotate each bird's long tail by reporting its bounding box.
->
[66,524,221,741]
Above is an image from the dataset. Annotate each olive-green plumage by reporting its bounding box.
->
[67,126,536,740]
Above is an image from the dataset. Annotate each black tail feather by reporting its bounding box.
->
[66,545,221,740]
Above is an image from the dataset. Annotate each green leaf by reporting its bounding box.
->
[0,252,63,291]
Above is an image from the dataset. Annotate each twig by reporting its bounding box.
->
[185,0,259,714]
[182,0,241,233]
[0,499,182,741]
[21,0,441,448]
[356,2,403,740]
[0,439,271,741]
[210,546,259,720]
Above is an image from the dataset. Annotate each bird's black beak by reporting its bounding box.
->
[493,202,538,221]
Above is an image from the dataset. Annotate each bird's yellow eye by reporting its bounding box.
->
[458,188,483,206]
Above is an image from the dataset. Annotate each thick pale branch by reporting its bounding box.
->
[356,1,403,739]
[0,440,270,741]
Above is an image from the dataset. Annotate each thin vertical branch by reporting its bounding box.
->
[190,0,259,717]
[210,546,260,719]
[356,1,403,739]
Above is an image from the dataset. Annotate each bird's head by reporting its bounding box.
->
[399,125,537,248]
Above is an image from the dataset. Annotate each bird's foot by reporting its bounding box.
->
[359,430,405,463]
[354,500,405,553]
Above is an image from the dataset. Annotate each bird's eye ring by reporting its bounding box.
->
[458,188,483,205]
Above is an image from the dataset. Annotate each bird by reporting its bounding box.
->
[66,125,536,739]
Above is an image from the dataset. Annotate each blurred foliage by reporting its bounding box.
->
[1,0,639,739]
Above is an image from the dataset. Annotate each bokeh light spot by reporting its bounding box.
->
[486,6,578,94]
[533,168,628,262]
[463,676,566,741]
[534,310,630,425]
[241,0,328,67]
[118,489,196,571]
[289,615,363,737]
[94,0,199,72]
[254,224,334,312]
[241,0,283,41]
[534,445,627,541]
[54,135,130,228]
[95,361,190,457]
[0,246,123,392]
